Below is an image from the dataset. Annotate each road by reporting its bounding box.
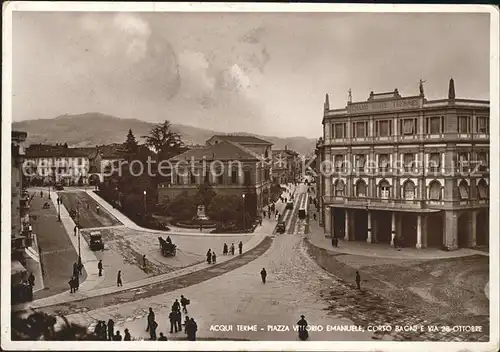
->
[28,190,86,299]
[59,183,374,341]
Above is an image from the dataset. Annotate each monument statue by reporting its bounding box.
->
[196,204,209,221]
[348,88,352,103]
[419,79,426,95]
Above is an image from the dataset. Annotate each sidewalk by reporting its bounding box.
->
[14,233,268,311]
[306,209,488,260]
[50,194,105,292]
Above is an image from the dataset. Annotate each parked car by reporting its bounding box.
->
[54,183,64,191]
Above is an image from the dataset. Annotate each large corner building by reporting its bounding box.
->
[317,79,489,250]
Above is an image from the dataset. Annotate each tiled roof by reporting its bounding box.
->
[210,134,273,145]
[26,145,95,158]
[170,140,262,161]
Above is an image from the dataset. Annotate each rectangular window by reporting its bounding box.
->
[244,170,251,185]
[477,152,488,171]
[353,121,368,138]
[376,120,391,137]
[427,117,442,134]
[404,153,415,171]
[477,117,488,133]
[380,185,390,199]
[401,118,417,135]
[231,170,238,184]
[333,123,345,139]
[334,155,344,172]
[458,116,471,133]
[429,153,441,172]
[354,155,366,171]
[378,154,390,172]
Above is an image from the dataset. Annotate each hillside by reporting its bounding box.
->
[12,113,317,156]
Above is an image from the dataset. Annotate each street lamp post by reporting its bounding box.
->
[242,194,246,230]
[143,190,147,216]
[57,191,61,222]
[77,201,81,262]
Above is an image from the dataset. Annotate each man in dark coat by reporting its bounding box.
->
[68,277,75,293]
[146,307,155,332]
[73,262,79,277]
[117,271,123,286]
[206,249,212,264]
[149,320,158,340]
[238,241,243,254]
[107,319,115,341]
[169,310,177,333]
[98,260,103,277]
[297,315,309,340]
[211,251,216,264]
[180,295,189,314]
[123,328,131,341]
[175,309,183,332]
[260,268,267,284]
[166,236,172,244]
[113,330,122,341]
[172,299,180,312]
[186,318,198,341]
[223,243,228,255]
[230,243,235,255]
[101,321,107,341]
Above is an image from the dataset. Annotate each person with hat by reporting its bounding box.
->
[297,315,309,340]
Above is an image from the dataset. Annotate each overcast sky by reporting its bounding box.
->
[12,11,490,138]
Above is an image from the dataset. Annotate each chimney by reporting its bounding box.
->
[324,93,330,111]
[448,78,455,100]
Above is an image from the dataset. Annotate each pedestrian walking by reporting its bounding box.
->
[117,270,123,287]
[68,277,75,293]
[260,268,267,284]
[98,260,103,277]
[206,249,212,264]
[40,190,43,198]
[230,243,235,255]
[211,251,216,264]
[74,274,80,291]
[263,210,267,218]
[238,241,243,255]
[107,319,115,341]
[113,330,122,341]
[73,262,79,277]
[158,332,168,341]
[123,328,131,341]
[268,211,271,219]
[356,271,361,290]
[149,320,158,340]
[146,307,155,332]
[172,299,180,312]
[169,310,177,333]
[28,272,35,288]
[183,316,190,334]
[180,295,190,314]
[313,213,317,221]
[74,225,77,236]
[78,257,84,275]
[259,217,263,226]
[223,243,228,255]
[142,254,147,269]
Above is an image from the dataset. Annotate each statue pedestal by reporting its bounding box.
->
[195,205,210,221]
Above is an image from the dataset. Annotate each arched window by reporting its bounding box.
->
[334,179,345,197]
[429,181,442,200]
[356,180,367,198]
[379,180,391,199]
[403,180,416,200]
[477,179,488,199]
[458,180,469,200]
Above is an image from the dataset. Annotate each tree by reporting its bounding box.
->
[122,129,139,161]
[207,195,243,225]
[166,191,197,221]
[144,120,187,161]
[195,182,216,208]
[11,311,97,341]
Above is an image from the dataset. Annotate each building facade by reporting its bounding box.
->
[158,139,273,217]
[271,147,302,184]
[318,79,489,250]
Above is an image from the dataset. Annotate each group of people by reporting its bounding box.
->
[93,319,132,341]
[68,260,84,293]
[206,241,244,264]
[145,295,197,341]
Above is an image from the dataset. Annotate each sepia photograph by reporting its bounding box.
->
[2,2,498,351]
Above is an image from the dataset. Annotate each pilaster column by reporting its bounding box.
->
[324,206,331,237]
[331,209,335,238]
[468,210,477,248]
[366,210,372,243]
[344,210,349,240]
[391,212,396,246]
[416,214,422,248]
[444,210,458,250]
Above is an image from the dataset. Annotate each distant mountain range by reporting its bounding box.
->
[12,113,318,156]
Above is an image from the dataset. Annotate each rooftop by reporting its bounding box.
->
[170,140,263,162]
[209,134,273,146]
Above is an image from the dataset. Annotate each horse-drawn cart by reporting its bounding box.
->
[158,236,176,257]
